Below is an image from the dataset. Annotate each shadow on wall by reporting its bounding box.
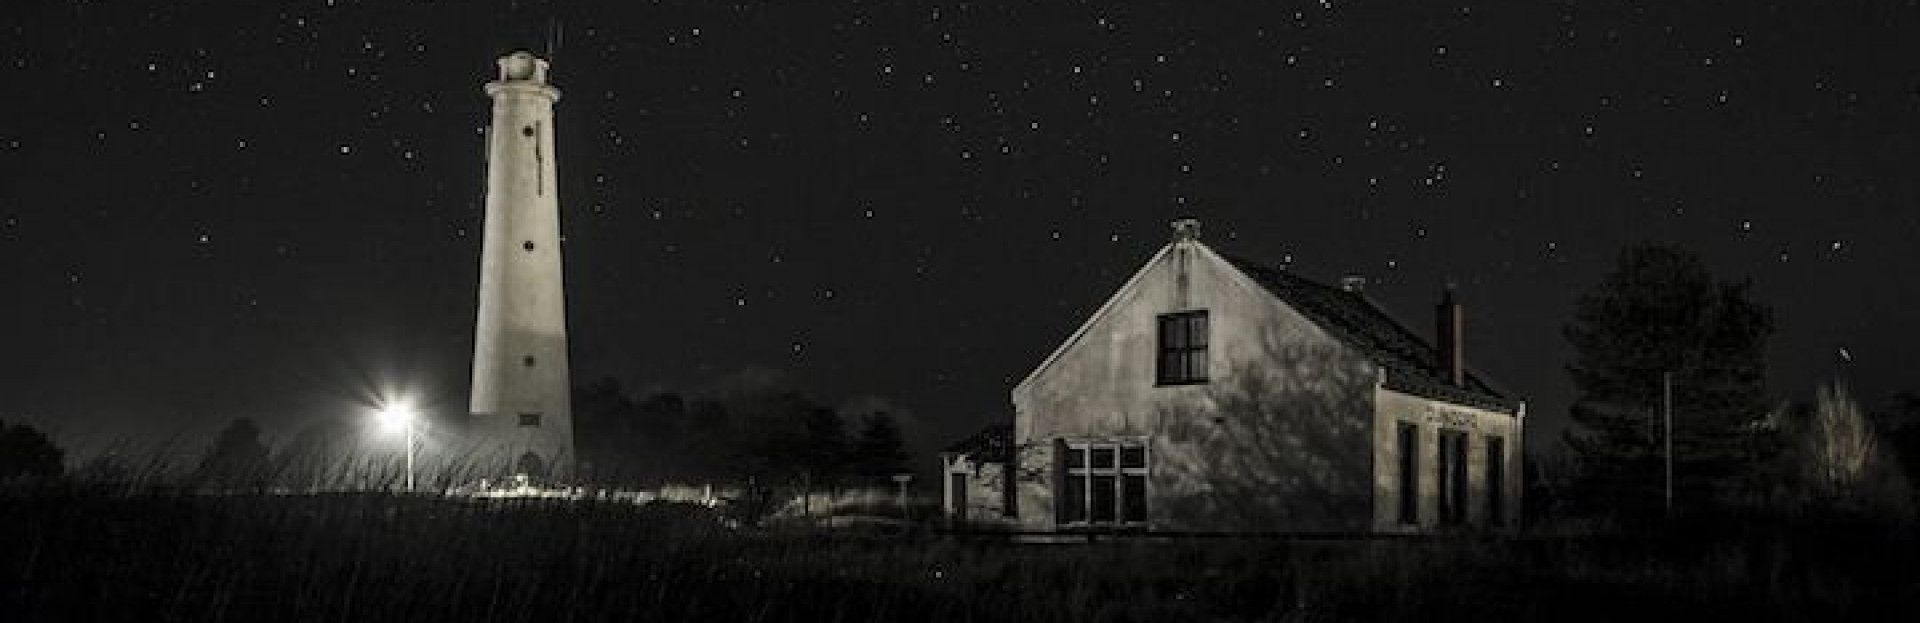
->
[1152,330,1377,532]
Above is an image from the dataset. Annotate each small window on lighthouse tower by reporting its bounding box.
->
[521,125,535,137]
[522,355,536,367]
[518,413,542,427]
[523,240,535,252]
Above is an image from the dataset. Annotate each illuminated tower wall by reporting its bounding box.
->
[469,50,573,482]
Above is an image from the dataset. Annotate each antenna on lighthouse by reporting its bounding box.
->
[545,18,564,65]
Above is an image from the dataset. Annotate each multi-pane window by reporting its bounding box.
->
[1486,436,1506,526]
[1058,441,1149,527]
[1156,311,1209,385]
[1436,430,1468,525]
[1398,422,1419,525]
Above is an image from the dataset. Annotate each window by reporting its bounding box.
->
[1486,436,1506,526]
[1057,440,1149,528]
[1398,422,1419,525]
[1436,430,1468,525]
[518,413,542,427]
[1156,311,1209,385]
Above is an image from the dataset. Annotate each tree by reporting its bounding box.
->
[1755,382,1914,520]
[847,412,907,482]
[728,391,819,485]
[1872,392,1920,505]
[798,407,850,486]
[1805,381,1877,499]
[193,418,273,492]
[573,377,642,485]
[0,420,65,481]
[1562,242,1774,518]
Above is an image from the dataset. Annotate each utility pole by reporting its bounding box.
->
[1663,371,1673,518]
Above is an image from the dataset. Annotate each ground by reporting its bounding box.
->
[3,490,1915,621]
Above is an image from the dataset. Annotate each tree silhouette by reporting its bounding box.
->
[847,412,907,482]
[573,377,643,485]
[798,407,849,488]
[193,418,272,492]
[1875,392,1920,506]
[0,420,64,481]
[1563,242,1774,518]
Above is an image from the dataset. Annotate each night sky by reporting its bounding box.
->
[4,2,1917,462]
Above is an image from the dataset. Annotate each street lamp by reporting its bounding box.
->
[376,401,417,492]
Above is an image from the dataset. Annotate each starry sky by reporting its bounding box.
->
[3,1,1917,461]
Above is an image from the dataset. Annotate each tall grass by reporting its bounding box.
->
[3,489,1916,621]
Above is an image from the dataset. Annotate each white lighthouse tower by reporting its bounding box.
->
[469,50,574,483]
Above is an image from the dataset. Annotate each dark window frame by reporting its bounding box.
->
[1398,422,1419,525]
[1436,429,1468,525]
[1155,310,1210,386]
[1486,436,1506,527]
[1057,439,1150,529]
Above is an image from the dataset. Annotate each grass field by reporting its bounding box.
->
[3,490,1916,621]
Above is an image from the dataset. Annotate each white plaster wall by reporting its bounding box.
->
[1371,387,1523,531]
[943,455,1015,526]
[1012,240,1379,532]
[469,52,575,480]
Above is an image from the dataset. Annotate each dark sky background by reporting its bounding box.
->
[3,2,1916,464]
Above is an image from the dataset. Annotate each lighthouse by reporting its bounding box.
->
[469,51,574,483]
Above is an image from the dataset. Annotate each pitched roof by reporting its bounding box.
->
[943,423,1013,462]
[1224,255,1521,414]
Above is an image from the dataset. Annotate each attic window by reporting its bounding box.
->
[1155,310,1209,386]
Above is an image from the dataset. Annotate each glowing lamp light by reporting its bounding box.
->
[375,402,416,433]
[373,400,419,492]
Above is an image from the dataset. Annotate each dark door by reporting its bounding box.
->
[516,451,547,482]
[949,472,968,520]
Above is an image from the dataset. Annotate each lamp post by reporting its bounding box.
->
[377,402,417,492]
[891,472,914,520]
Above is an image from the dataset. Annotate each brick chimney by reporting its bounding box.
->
[1436,286,1465,386]
[1170,217,1202,242]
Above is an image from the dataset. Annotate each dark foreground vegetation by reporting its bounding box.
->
[4,491,1916,622]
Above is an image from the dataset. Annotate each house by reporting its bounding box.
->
[943,218,1523,533]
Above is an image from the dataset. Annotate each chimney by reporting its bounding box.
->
[1170,217,1202,242]
[1339,274,1366,293]
[1436,285,1465,386]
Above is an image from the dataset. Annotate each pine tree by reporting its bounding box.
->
[1563,242,1773,518]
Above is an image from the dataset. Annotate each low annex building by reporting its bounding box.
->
[942,219,1523,533]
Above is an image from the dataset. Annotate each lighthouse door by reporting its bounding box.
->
[516,451,548,483]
